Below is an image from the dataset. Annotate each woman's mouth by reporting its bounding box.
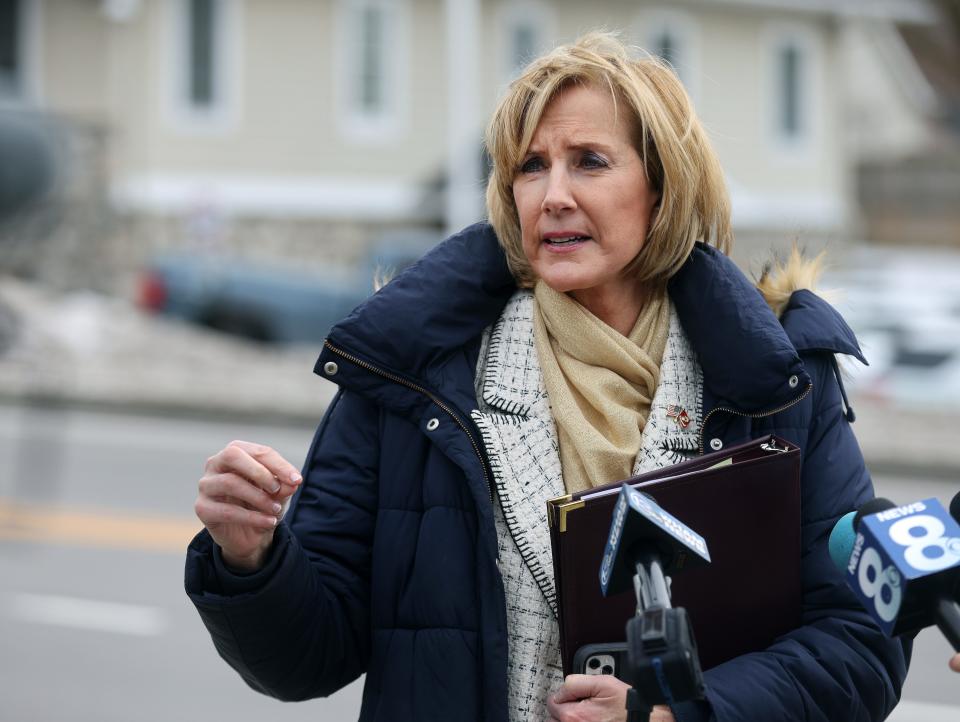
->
[543,235,591,246]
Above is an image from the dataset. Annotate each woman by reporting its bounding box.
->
[186,33,909,721]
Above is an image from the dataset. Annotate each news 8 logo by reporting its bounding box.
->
[845,497,960,635]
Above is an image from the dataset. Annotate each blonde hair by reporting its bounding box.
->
[485,31,732,287]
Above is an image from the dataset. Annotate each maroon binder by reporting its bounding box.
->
[547,435,802,675]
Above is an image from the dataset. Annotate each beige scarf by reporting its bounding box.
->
[533,280,670,493]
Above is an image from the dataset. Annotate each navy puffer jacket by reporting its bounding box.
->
[185,223,910,722]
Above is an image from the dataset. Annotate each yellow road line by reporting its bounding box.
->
[0,498,202,553]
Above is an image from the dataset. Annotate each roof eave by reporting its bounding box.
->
[694,0,937,25]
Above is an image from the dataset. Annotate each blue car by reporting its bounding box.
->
[138,231,442,344]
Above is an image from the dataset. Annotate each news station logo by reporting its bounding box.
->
[846,498,960,634]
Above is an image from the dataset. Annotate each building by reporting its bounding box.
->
[844,0,960,247]
[0,0,941,288]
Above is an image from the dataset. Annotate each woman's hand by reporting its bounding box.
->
[950,653,960,673]
[546,675,676,722]
[194,440,302,572]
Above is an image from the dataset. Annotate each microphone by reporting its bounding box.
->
[828,495,960,651]
[827,499,899,579]
[853,497,898,532]
[828,498,917,570]
[599,485,711,717]
[600,485,710,600]
[828,510,857,572]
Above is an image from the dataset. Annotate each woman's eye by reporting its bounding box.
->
[581,152,608,169]
[519,157,544,174]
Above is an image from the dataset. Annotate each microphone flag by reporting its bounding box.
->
[844,497,960,637]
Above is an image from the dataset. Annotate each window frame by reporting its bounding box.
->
[165,0,242,134]
[0,0,42,107]
[334,0,410,144]
[634,7,700,105]
[494,0,555,87]
[764,21,820,160]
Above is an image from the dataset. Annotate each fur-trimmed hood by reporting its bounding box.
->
[757,246,831,319]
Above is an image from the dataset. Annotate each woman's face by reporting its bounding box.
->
[512,83,659,309]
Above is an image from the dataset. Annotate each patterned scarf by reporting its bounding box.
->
[533,280,670,493]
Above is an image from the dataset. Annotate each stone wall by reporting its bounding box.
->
[858,151,960,247]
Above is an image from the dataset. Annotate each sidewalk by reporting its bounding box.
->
[889,700,960,722]
[850,394,960,479]
[0,276,335,425]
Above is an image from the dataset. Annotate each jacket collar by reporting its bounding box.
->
[476,290,548,418]
[321,222,515,390]
[320,227,860,415]
[668,242,810,412]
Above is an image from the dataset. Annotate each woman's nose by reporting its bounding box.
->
[541,168,576,214]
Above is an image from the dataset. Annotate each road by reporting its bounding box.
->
[0,404,958,721]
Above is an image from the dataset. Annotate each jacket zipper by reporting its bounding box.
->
[323,340,494,502]
[698,382,813,455]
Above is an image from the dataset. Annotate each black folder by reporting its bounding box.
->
[547,434,802,675]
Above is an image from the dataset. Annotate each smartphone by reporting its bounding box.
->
[573,643,629,679]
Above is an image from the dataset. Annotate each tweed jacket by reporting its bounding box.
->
[185,222,910,722]
[477,290,704,719]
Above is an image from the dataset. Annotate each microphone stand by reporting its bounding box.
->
[624,549,705,721]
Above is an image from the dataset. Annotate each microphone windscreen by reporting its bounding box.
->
[853,497,895,532]
[949,491,960,524]
[828,511,857,571]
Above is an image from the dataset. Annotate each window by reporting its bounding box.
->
[777,42,804,140]
[0,0,21,98]
[357,2,386,114]
[510,23,537,72]
[187,0,217,109]
[167,0,239,131]
[636,9,699,101]
[336,0,408,141]
[651,27,677,69]
[766,25,817,153]
[496,1,554,84]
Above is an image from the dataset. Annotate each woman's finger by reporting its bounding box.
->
[552,674,599,704]
[199,472,283,517]
[194,495,278,531]
[227,440,302,488]
[651,705,677,721]
[206,442,291,495]
[545,694,562,720]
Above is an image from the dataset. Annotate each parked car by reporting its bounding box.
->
[824,246,960,409]
[137,230,442,344]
